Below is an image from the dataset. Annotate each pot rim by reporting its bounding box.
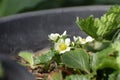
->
[0,5,111,23]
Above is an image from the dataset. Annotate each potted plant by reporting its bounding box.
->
[1,5,120,80]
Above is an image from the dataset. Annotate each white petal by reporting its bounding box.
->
[73,36,77,41]
[65,38,70,46]
[54,43,60,51]
[54,39,64,51]
[58,39,64,43]
[48,33,60,41]
[78,36,82,41]
[72,42,75,46]
[60,47,70,54]
[86,36,94,42]
[80,41,86,44]
[60,50,66,54]
[80,38,87,44]
[73,36,82,42]
[65,47,71,51]
[62,30,67,36]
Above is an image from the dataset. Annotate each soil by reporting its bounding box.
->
[12,48,73,80]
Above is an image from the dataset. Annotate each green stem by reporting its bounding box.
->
[84,68,91,74]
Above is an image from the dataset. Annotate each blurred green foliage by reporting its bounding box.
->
[0,0,120,17]
[20,0,95,12]
[95,0,120,4]
[0,0,44,17]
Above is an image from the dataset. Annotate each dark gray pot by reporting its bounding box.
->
[0,5,111,80]
[0,5,110,55]
[0,55,35,80]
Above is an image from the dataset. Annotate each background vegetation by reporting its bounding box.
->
[0,0,120,17]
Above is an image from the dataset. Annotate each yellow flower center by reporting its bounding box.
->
[82,38,86,42]
[59,43,67,51]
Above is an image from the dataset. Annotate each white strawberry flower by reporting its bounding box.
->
[86,36,94,42]
[80,38,87,44]
[73,36,82,42]
[48,33,60,41]
[54,38,71,54]
[73,36,94,44]
[48,31,67,42]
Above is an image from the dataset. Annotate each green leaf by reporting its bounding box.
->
[112,36,120,52]
[18,51,34,66]
[108,71,117,80]
[85,40,110,52]
[95,0,120,4]
[76,16,98,38]
[116,73,120,80]
[94,45,115,58]
[61,49,90,74]
[108,71,120,80]
[48,70,63,80]
[97,57,118,70]
[35,51,54,64]
[65,75,88,80]
[76,5,120,40]
[0,0,44,17]
[91,46,119,70]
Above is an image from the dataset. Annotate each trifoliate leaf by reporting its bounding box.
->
[76,5,120,40]
[35,51,54,64]
[65,75,88,80]
[108,71,120,80]
[48,70,63,80]
[91,46,119,70]
[61,49,90,74]
[18,51,34,66]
